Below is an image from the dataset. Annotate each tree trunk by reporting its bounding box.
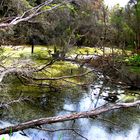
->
[31,44,34,54]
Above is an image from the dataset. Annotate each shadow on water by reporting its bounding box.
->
[0,75,140,140]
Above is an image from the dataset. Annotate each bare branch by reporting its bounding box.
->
[72,129,89,140]
[33,68,96,81]
[34,59,57,72]
[0,100,139,135]
[36,127,88,140]
[35,127,79,132]
[0,0,71,28]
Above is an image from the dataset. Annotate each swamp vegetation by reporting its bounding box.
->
[0,0,140,140]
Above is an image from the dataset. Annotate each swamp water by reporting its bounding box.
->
[0,75,140,140]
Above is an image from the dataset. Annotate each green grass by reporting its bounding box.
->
[2,45,54,59]
[69,46,102,55]
[75,47,102,55]
[128,66,140,74]
[120,92,139,102]
[36,60,94,86]
[124,54,140,66]
[1,45,95,87]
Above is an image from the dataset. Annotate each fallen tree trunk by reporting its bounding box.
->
[0,100,139,135]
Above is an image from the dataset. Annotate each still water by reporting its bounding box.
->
[0,77,139,140]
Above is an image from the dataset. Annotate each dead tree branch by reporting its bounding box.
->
[33,68,96,81]
[36,127,88,140]
[34,59,57,72]
[0,100,139,135]
[0,0,71,28]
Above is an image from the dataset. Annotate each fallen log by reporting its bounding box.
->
[0,100,139,135]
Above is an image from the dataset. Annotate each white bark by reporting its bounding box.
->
[0,0,71,28]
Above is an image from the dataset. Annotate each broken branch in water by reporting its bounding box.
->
[0,100,139,135]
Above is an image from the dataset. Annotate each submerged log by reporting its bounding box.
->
[0,100,139,135]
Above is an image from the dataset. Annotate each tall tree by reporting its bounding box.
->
[128,0,140,51]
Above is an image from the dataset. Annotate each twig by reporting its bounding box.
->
[72,129,88,140]
[33,68,96,81]
[35,127,88,140]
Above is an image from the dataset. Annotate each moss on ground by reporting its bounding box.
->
[74,47,102,55]
[35,60,95,86]
[1,45,95,87]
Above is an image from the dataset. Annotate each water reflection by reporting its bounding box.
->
[0,78,139,140]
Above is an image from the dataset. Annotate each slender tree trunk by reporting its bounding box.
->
[137,34,140,51]
[31,44,34,54]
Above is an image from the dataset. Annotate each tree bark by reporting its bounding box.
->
[0,100,139,135]
[31,43,34,54]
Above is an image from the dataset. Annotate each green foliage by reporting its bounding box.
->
[0,128,12,140]
[58,133,63,140]
[123,23,135,36]
[125,55,140,66]
[74,47,102,55]
[10,127,13,136]
[66,3,76,12]
[26,0,36,6]
[1,137,5,140]
[43,4,58,10]
[129,66,140,73]
[110,5,124,27]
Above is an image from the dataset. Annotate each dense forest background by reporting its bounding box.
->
[0,0,139,52]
